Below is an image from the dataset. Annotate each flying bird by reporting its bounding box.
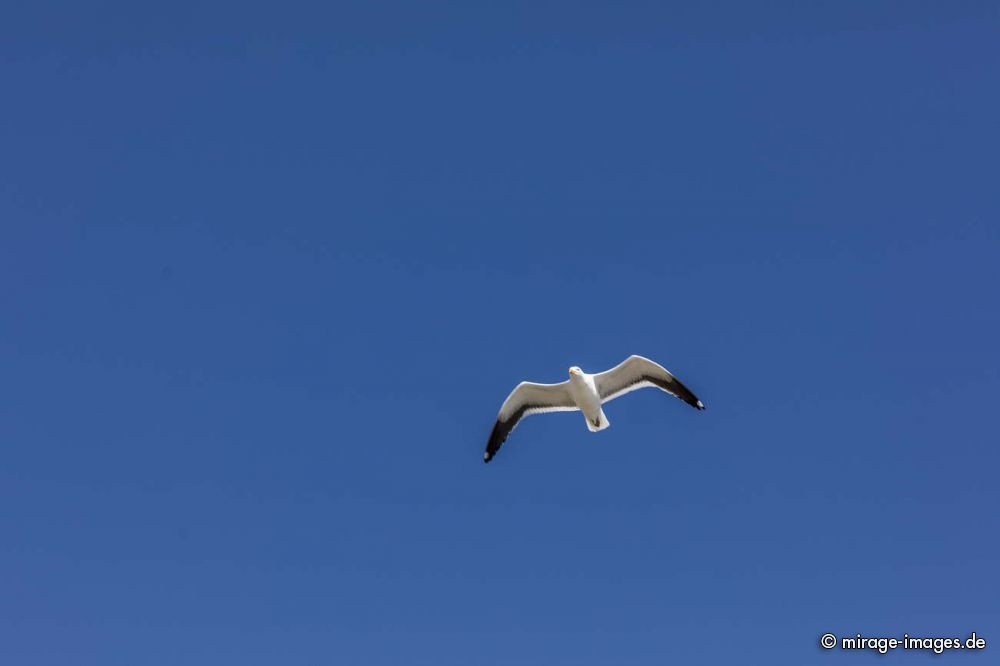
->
[484,355,705,463]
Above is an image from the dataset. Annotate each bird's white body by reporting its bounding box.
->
[567,370,610,432]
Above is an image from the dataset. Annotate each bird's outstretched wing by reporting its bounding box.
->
[484,381,577,463]
[594,355,705,411]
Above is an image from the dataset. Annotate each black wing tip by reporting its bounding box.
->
[695,399,706,410]
[484,420,504,463]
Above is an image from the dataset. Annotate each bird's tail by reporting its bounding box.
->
[586,410,611,432]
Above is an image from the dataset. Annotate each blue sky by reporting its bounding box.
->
[2,2,999,664]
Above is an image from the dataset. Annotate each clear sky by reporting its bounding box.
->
[2,2,999,664]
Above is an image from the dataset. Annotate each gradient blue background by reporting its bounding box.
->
[2,2,999,664]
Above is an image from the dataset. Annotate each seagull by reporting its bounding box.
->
[483,355,705,463]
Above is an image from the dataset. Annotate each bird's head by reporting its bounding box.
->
[568,366,582,377]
